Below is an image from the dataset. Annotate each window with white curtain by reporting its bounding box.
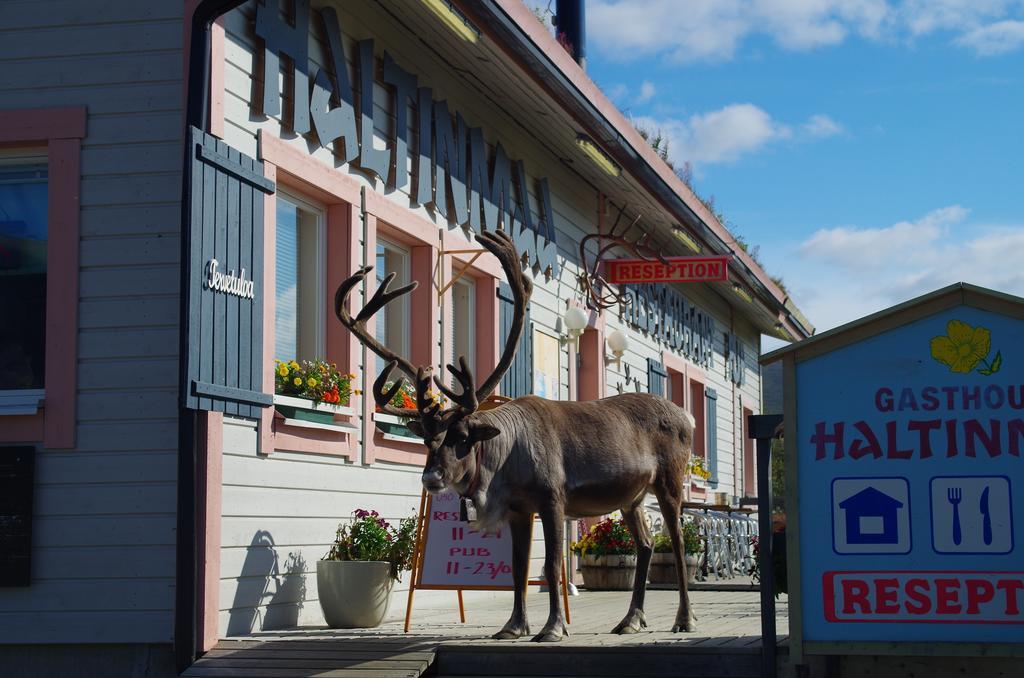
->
[275,194,323,362]
[375,238,410,373]
[451,277,475,377]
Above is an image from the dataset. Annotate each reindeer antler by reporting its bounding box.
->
[333,228,533,433]
[468,229,533,403]
[335,267,422,418]
[578,200,667,310]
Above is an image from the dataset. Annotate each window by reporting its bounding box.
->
[451,277,475,375]
[0,159,48,391]
[690,379,706,459]
[275,194,323,362]
[743,406,756,496]
[375,239,410,372]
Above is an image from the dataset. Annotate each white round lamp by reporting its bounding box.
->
[562,306,588,348]
[606,329,630,365]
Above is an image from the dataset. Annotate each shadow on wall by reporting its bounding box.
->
[227,530,308,636]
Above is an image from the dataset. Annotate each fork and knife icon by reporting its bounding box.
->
[947,486,993,546]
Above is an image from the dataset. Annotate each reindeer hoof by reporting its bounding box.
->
[531,623,567,642]
[611,609,648,634]
[671,617,697,633]
[531,630,564,643]
[492,624,529,640]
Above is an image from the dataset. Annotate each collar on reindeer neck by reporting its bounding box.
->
[458,443,484,522]
[460,442,484,498]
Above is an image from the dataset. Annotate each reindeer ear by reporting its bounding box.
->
[406,419,427,439]
[470,424,500,442]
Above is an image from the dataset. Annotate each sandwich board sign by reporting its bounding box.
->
[403,489,570,631]
[763,283,1024,660]
[416,490,515,588]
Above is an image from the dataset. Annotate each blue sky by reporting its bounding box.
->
[526,1,1024,346]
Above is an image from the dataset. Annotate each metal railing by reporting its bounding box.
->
[683,508,759,581]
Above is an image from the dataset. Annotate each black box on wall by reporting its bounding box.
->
[0,446,34,586]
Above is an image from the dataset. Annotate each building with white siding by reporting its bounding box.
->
[0,0,812,674]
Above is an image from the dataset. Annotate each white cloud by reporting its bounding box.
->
[777,206,1024,336]
[898,0,1015,36]
[637,80,657,104]
[799,205,967,267]
[955,20,1024,54]
[634,107,844,167]
[584,0,1024,62]
[635,103,791,166]
[802,114,845,138]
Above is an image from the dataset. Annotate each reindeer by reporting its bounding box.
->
[335,230,697,642]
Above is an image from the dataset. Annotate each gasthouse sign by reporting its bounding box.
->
[765,283,1024,655]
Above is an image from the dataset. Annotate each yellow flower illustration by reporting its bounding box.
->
[930,319,993,374]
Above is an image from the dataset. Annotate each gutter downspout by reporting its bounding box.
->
[554,0,586,68]
[177,1,246,672]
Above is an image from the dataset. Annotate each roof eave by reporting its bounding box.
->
[760,282,1024,364]
[466,0,814,341]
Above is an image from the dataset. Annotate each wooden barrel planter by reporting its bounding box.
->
[648,553,699,586]
[580,554,637,590]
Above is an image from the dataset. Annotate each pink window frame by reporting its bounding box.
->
[663,351,709,499]
[0,107,85,449]
[440,227,503,395]
[256,130,500,466]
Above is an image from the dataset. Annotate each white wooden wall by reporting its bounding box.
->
[0,0,184,644]
[218,0,761,633]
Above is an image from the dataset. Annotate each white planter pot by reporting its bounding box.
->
[274,394,353,416]
[316,560,394,629]
[372,412,422,443]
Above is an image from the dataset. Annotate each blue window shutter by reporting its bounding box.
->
[497,283,532,398]
[647,358,667,396]
[706,387,718,486]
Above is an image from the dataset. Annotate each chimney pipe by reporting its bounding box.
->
[555,0,586,68]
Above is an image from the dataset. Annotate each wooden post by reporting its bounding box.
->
[749,413,783,678]
[403,489,429,633]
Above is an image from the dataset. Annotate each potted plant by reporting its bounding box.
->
[648,520,702,585]
[274,359,357,424]
[688,456,712,488]
[317,509,417,628]
[571,517,637,590]
[373,381,444,441]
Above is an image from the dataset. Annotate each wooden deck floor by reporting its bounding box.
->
[184,589,788,677]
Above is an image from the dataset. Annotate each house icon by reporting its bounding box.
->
[839,486,903,544]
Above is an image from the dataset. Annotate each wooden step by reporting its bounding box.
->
[433,644,765,678]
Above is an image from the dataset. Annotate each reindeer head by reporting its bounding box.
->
[335,229,532,495]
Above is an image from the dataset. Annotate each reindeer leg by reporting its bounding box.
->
[532,505,568,642]
[493,511,532,639]
[655,479,697,632]
[611,503,652,634]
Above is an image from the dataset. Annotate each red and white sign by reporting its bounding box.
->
[417,491,514,588]
[605,256,730,284]
[823,571,1024,624]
